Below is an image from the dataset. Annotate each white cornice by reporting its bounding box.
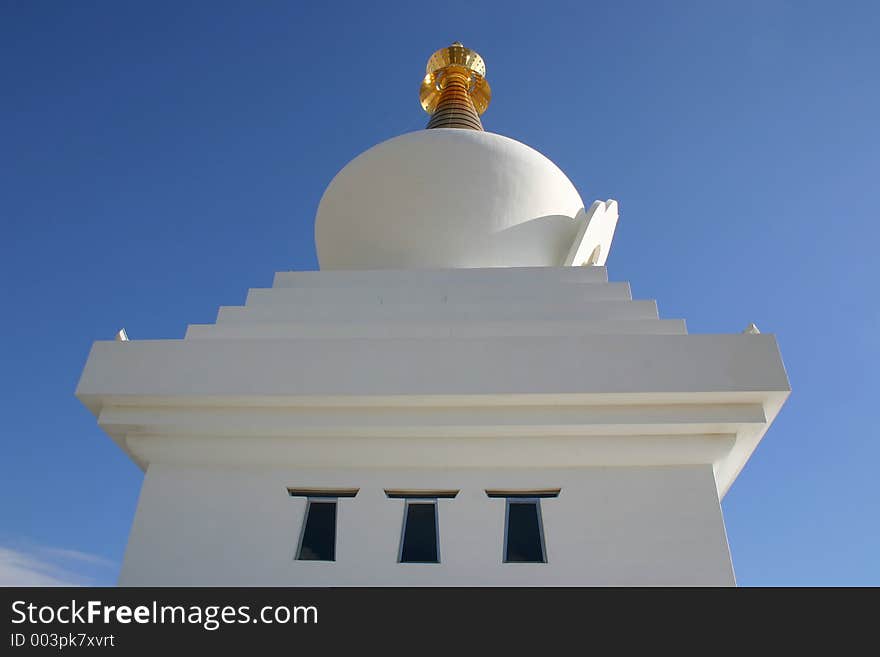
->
[76,266,789,499]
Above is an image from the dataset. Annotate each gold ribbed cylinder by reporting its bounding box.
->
[426,69,483,130]
[420,42,491,131]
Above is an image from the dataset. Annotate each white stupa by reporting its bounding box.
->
[77,43,789,585]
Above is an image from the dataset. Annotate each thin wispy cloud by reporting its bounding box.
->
[39,546,117,570]
[0,542,117,587]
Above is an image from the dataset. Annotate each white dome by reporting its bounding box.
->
[314,129,585,269]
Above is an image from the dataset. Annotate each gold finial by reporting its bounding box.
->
[419,42,491,130]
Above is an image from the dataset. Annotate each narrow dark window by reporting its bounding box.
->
[504,499,546,563]
[399,501,439,563]
[297,500,337,561]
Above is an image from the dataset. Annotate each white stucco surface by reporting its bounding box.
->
[77,266,788,586]
[564,200,619,267]
[119,464,734,586]
[315,130,587,269]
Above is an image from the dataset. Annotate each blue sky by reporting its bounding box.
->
[1,1,877,586]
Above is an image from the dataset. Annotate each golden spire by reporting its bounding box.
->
[420,42,491,130]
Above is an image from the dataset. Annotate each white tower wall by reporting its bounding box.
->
[78,266,788,586]
[119,463,732,586]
